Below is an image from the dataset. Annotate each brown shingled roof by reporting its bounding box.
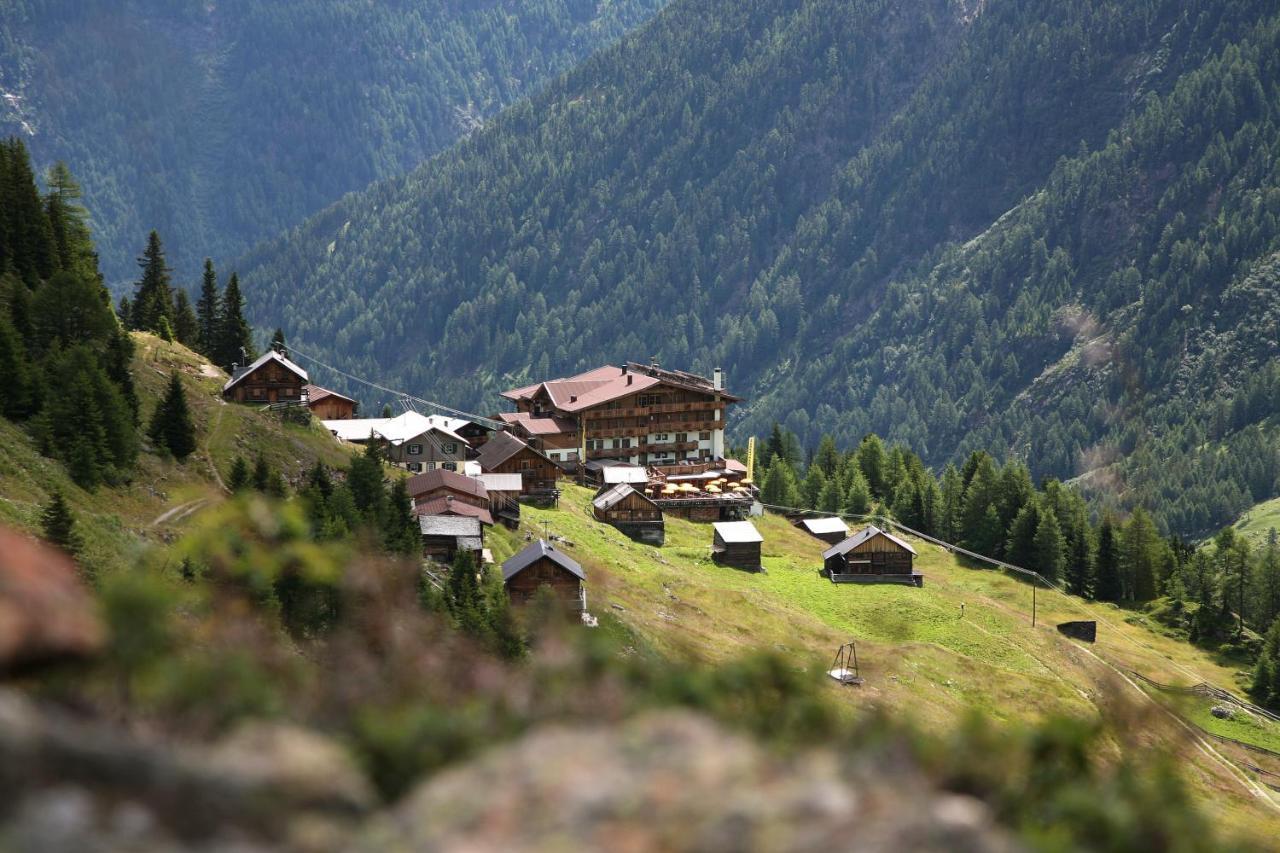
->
[406,469,488,502]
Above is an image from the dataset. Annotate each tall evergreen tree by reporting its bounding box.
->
[856,434,888,498]
[939,464,965,543]
[173,289,199,346]
[348,442,387,519]
[42,162,96,279]
[1033,508,1067,583]
[1122,509,1162,602]
[148,371,197,460]
[844,468,871,516]
[40,488,82,558]
[1094,515,1122,602]
[382,478,419,554]
[0,138,57,286]
[196,258,220,356]
[131,230,175,334]
[0,311,35,419]
[228,455,250,492]
[217,272,254,371]
[1257,530,1280,632]
[1252,618,1280,710]
[270,327,287,356]
[1006,501,1041,569]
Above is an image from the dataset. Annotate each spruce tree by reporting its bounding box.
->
[1005,501,1041,569]
[856,434,887,498]
[382,478,419,554]
[148,371,197,460]
[1,138,57,286]
[43,163,95,279]
[817,477,843,513]
[132,231,175,334]
[228,455,250,492]
[0,311,35,418]
[196,258,220,356]
[217,272,254,371]
[270,327,287,356]
[1251,618,1280,709]
[844,469,872,516]
[40,489,81,557]
[1257,530,1280,631]
[1122,509,1162,602]
[348,443,387,519]
[252,452,272,492]
[1094,515,1122,602]
[33,346,138,488]
[173,289,199,346]
[1033,508,1066,583]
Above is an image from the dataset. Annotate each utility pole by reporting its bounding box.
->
[541,519,551,542]
[1032,578,1037,628]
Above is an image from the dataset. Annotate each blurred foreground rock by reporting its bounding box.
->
[0,528,103,673]
[364,711,1018,852]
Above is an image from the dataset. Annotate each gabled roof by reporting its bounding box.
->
[418,515,482,538]
[305,384,357,405]
[222,349,308,393]
[406,468,488,501]
[502,540,585,582]
[474,473,523,493]
[822,526,918,560]
[497,411,578,437]
[592,483,659,512]
[323,411,469,446]
[712,521,763,544]
[411,496,494,526]
[477,430,551,471]
[800,517,849,536]
[501,363,740,413]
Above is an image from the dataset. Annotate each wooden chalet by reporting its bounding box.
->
[419,515,483,562]
[822,526,922,587]
[407,468,488,511]
[711,520,763,572]
[796,516,849,546]
[476,431,560,500]
[592,484,664,545]
[305,384,358,420]
[500,361,740,468]
[474,473,523,528]
[222,350,308,405]
[502,540,586,610]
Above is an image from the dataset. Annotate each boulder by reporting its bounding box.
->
[363,711,1017,852]
[0,527,104,674]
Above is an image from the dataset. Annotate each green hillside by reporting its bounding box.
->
[0,0,668,282]
[0,331,353,577]
[239,0,1280,538]
[501,484,1280,836]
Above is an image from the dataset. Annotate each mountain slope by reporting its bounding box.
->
[0,0,669,282]
[239,0,1280,536]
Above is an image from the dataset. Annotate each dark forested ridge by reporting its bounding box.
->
[0,0,668,282]
[240,0,1280,538]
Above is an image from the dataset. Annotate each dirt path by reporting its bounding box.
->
[149,499,207,528]
[204,400,229,493]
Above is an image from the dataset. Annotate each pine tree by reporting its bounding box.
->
[42,162,95,279]
[132,231,175,334]
[217,272,254,371]
[1094,515,1122,602]
[817,477,843,513]
[812,434,840,477]
[960,455,1002,554]
[760,456,800,507]
[801,464,826,508]
[173,289,199,346]
[1257,529,1280,631]
[0,310,35,419]
[40,489,81,558]
[1122,509,1162,602]
[1033,508,1066,583]
[1005,501,1041,569]
[348,442,387,519]
[844,469,871,516]
[307,460,334,501]
[148,371,197,460]
[939,464,964,542]
[252,452,272,492]
[157,315,175,343]
[196,258,220,356]
[857,434,887,498]
[33,346,138,489]
[0,138,57,286]
[228,455,250,492]
[382,478,419,554]
[447,549,485,634]
[1252,618,1280,709]
[270,327,287,356]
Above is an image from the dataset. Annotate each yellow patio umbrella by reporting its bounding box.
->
[741,477,754,485]
[679,482,697,493]
[662,484,678,494]
[706,484,722,493]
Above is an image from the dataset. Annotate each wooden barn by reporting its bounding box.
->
[796,516,849,545]
[592,484,664,545]
[474,473,523,528]
[419,515,483,562]
[502,540,585,610]
[222,350,308,405]
[711,520,763,572]
[305,384,358,420]
[822,526,921,586]
[476,431,561,500]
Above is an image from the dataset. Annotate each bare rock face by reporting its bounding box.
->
[0,528,103,673]
[363,711,1019,853]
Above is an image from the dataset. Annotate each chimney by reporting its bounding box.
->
[570,395,578,403]
[713,367,723,391]
[626,375,633,386]
[622,364,629,375]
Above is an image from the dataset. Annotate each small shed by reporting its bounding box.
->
[419,515,483,562]
[796,516,849,545]
[477,431,560,499]
[474,473,523,528]
[711,520,763,572]
[593,484,664,545]
[823,526,921,586]
[305,384,358,420]
[502,540,585,610]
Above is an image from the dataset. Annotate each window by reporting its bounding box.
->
[408,444,423,456]
[620,438,631,449]
[252,387,265,399]
[407,462,423,472]
[442,462,457,471]
[519,459,534,471]
[654,433,669,442]
[675,433,687,444]
[443,442,457,454]
[699,431,711,441]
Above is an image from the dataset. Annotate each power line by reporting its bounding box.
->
[286,343,505,429]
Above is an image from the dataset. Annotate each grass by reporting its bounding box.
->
[1233,496,1280,546]
[500,484,1280,838]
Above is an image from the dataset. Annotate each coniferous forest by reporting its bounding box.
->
[0,0,669,281]
[240,0,1280,539]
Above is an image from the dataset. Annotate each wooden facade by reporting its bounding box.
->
[592,484,664,545]
[476,431,561,496]
[502,540,585,610]
[823,526,921,586]
[305,385,358,420]
[222,351,308,405]
[711,521,763,572]
[419,515,483,562]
